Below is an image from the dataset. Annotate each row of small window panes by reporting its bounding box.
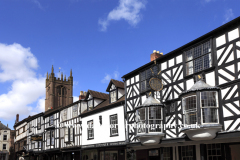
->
[181,145,194,157]
[141,80,151,91]
[185,112,197,125]
[110,115,118,134]
[149,107,162,119]
[183,96,197,110]
[149,120,162,132]
[163,147,171,160]
[185,41,211,62]
[186,53,212,75]
[207,144,221,160]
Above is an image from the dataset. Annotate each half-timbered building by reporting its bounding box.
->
[81,79,126,160]
[26,112,44,160]
[59,96,87,160]
[14,114,29,160]
[122,16,240,160]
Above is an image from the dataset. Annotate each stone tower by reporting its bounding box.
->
[45,65,73,111]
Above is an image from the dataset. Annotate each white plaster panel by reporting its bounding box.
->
[237,49,240,59]
[118,88,125,99]
[216,34,226,47]
[169,58,174,68]
[131,77,134,84]
[161,62,167,70]
[135,75,139,82]
[126,79,130,86]
[228,28,239,42]
[206,72,215,86]
[186,79,194,90]
[176,55,182,64]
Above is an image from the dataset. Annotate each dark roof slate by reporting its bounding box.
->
[88,90,109,100]
[0,121,10,130]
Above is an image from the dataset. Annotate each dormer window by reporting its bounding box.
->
[180,80,222,141]
[88,99,93,110]
[110,90,117,103]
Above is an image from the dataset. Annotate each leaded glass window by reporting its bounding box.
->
[181,146,194,160]
[182,94,197,125]
[72,105,78,117]
[201,91,219,123]
[110,91,117,103]
[70,127,74,142]
[207,144,221,160]
[185,40,212,76]
[136,108,146,133]
[64,127,69,142]
[162,147,171,160]
[49,115,54,126]
[140,68,154,92]
[110,114,118,135]
[46,131,50,146]
[148,106,162,132]
[51,131,54,145]
[37,117,41,129]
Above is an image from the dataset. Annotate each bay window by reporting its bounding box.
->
[180,80,222,141]
[135,96,164,145]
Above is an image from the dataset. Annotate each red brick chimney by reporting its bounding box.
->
[79,91,86,100]
[150,50,163,61]
[16,114,19,123]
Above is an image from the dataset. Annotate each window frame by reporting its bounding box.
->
[148,106,163,133]
[182,94,198,126]
[87,120,94,140]
[49,115,54,126]
[88,99,94,111]
[184,39,213,76]
[46,131,51,146]
[2,144,6,150]
[3,135,7,140]
[110,90,117,103]
[37,117,41,130]
[110,114,118,136]
[72,105,78,118]
[200,91,219,124]
[64,127,74,143]
[29,121,32,133]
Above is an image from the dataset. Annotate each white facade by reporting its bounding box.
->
[82,105,125,145]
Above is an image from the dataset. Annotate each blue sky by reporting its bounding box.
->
[0,0,239,129]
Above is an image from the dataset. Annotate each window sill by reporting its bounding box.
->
[87,138,94,140]
[110,134,119,137]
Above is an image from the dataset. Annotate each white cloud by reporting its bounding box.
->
[31,0,44,10]
[223,9,234,24]
[0,43,45,120]
[101,71,120,83]
[101,74,112,83]
[98,0,146,31]
[73,96,79,102]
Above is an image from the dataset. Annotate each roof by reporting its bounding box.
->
[0,121,10,130]
[86,90,109,100]
[122,16,240,79]
[81,96,125,117]
[135,96,163,109]
[180,80,220,96]
[106,79,124,92]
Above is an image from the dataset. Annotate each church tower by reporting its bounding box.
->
[45,65,73,111]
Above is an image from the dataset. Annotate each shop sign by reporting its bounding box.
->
[82,141,126,149]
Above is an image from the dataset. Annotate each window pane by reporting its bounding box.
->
[194,45,202,58]
[146,69,152,79]
[203,53,212,70]
[149,107,161,119]
[203,41,211,54]
[186,61,193,75]
[194,57,203,73]
[149,120,161,132]
[185,112,197,125]
[141,71,146,81]
[136,108,146,133]
[186,49,193,61]
[184,96,197,110]
[141,81,146,91]
[183,95,197,125]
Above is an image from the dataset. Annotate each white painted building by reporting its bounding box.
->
[81,79,126,160]
[0,122,11,160]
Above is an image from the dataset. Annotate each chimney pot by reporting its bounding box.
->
[153,50,157,53]
[79,91,86,100]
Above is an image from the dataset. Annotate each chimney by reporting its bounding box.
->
[16,114,19,123]
[79,91,86,100]
[150,50,163,61]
